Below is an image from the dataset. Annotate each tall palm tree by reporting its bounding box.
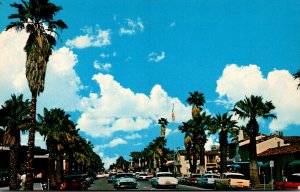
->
[186,91,205,119]
[194,112,212,173]
[293,70,300,89]
[153,136,167,171]
[232,95,276,187]
[179,120,194,172]
[6,0,67,189]
[37,108,74,189]
[158,117,169,137]
[209,113,238,173]
[0,94,30,190]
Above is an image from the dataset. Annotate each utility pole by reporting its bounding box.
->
[172,103,176,176]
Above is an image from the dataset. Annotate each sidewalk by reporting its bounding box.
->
[252,184,273,191]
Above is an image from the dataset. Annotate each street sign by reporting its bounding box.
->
[270,160,274,167]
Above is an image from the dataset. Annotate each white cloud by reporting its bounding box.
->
[125,133,142,140]
[98,138,128,149]
[93,60,112,71]
[119,18,144,35]
[77,73,191,138]
[169,22,176,27]
[66,26,111,49]
[216,64,300,132]
[0,29,82,114]
[148,51,166,63]
[21,132,46,149]
[205,134,219,151]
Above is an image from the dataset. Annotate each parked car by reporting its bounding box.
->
[137,172,149,180]
[96,172,109,179]
[177,175,188,184]
[107,172,117,183]
[185,173,202,185]
[197,173,219,188]
[147,173,154,179]
[150,172,178,189]
[113,173,137,189]
[60,174,88,190]
[214,172,251,190]
[275,173,300,190]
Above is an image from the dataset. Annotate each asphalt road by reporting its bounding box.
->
[88,178,211,191]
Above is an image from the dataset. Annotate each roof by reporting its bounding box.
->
[240,135,300,147]
[258,145,300,157]
[281,136,300,143]
[178,149,220,156]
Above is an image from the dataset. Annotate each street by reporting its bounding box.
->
[89,178,211,191]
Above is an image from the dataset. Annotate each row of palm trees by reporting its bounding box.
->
[0,94,104,190]
[180,91,277,187]
[128,92,278,187]
[130,135,174,173]
[5,0,68,189]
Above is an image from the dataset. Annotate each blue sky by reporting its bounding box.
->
[0,0,299,169]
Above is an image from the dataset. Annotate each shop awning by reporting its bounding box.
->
[288,160,300,166]
[227,164,241,168]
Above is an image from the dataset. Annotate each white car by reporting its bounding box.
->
[150,172,178,189]
[137,172,149,180]
[197,173,219,188]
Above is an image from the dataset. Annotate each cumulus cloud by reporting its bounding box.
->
[21,132,46,149]
[97,151,119,169]
[125,133,142,140]
[93,60,112,71]
[66,26,111,49]
[0,29,82,115]
[119,18,144,35]
[77,73,191,138]
[216,64,300,132]
[148,51,165,63]
[98,138,128,149]
[0,29,83,150]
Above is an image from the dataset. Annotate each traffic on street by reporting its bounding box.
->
[89,176,209,191]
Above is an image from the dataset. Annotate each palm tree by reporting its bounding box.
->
[209,113,238,173]
[0,94,30,190]
[232,95,276,187]
[37,108,74,189]
[293,70,300,89]
[6,1,67,189]
[158,117,169,137]
[179,120,194,172]
[186,91,205,119]
[153,137,167,171]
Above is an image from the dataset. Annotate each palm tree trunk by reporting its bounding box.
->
[249,132,259,187]
[9,145,19,190]
[48,142,57,190]
[249,119,260,187]
[25,92,37,190]
[199,131,206,174]
[56,152,63,187]
[219,131,228,174]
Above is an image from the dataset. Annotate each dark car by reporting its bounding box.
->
[60,174,88,190]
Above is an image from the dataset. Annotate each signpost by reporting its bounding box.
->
[270,160,274,190]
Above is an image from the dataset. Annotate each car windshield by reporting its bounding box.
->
[227,174,244,179]
[140,174,147,176]
[206,175,219,178]
[158,173,173,177]
[288,175,300,183]
[116,174,133,178]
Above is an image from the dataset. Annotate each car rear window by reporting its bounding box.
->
[289,175,300,183]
